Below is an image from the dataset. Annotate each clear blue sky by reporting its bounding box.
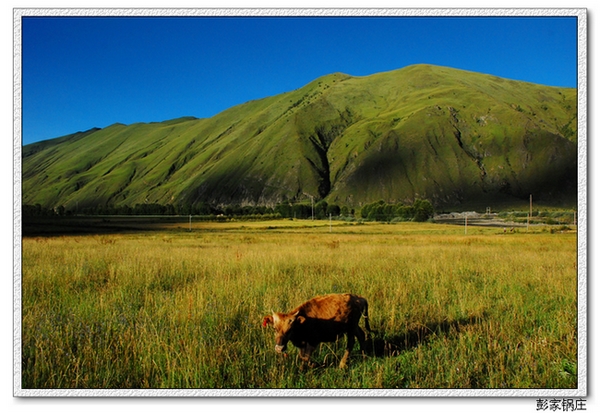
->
[21,15,578,145]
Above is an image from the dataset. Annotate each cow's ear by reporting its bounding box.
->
[262,315,273,327]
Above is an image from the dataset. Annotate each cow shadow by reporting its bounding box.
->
[362,314,485,358]
[283,314,486,369]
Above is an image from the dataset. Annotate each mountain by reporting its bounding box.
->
[22,64,578,212]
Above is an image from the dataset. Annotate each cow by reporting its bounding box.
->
[262,293,371,368]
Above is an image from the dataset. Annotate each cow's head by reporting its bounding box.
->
[262,311,305,353]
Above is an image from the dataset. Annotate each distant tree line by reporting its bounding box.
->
[22,202,276,218]
[359,199,435,222]
[22,198,434,222]
[274,200,352,220]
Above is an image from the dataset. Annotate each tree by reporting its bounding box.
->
[326,204,340,217]
[275,203,292,218]
[315,200,328,219]
[412,199,434,222]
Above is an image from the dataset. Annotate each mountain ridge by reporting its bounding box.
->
[22,64,578,211]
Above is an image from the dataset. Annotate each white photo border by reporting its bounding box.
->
[13,7,588,398]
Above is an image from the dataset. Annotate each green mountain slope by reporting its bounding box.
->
[22,64,578,211]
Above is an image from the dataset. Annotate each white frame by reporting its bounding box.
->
[13,7,587,398]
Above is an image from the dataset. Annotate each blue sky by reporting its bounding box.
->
[21,14,578,145]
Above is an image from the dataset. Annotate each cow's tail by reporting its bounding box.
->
[362,299,372,333]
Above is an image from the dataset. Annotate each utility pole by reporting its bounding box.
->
[189,214,192,232]
[329,213,332,232]
[311,196,314,221]
[527,194,532,232]
[465,214,468,235]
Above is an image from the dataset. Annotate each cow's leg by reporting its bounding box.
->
[299,344,317,368]
[339,333,355,368]
[355,326,367,352]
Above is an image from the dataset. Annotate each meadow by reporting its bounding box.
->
[20,219,578,390]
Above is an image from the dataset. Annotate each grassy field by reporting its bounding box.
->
[20,219,578,389]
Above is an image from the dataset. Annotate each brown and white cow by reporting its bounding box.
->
[262,293,371,368]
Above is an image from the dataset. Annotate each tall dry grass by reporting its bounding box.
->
[21,221,578,389]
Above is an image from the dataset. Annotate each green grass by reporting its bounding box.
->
[21,220,578,389]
